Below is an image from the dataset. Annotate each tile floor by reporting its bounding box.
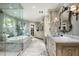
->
[21,38,48,56]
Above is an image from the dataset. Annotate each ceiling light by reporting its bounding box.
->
[14,12,16,14]
[9,6,13,9]
[39,11,43,13]
[32,6,36,8]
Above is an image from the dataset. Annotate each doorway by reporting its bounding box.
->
[31,24,34,36]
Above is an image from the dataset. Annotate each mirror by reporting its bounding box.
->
[59,6,72,33]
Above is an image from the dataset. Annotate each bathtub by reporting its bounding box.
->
[0,35,32,56]
[6,35,31,43]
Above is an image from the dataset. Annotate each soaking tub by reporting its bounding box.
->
[0,35,32,56]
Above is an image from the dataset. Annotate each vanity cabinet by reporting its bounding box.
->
[62,46,78,56]
[46,36,79,56]
[56,43,79,56]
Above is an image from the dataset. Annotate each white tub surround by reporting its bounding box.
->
[0,35,32,56]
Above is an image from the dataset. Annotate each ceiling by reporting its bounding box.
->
[21,3,64,22]
[0,3,64,22]
[0,3,23,20]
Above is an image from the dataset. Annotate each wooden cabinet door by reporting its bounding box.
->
[62,46,79,56]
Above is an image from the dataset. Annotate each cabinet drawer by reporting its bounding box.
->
[62,46,79,56]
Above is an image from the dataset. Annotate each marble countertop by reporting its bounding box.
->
[48,34,79,43]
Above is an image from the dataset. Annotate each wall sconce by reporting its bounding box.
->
[70,5,77,12]
[53,17,59,22]
[70,5,79,21]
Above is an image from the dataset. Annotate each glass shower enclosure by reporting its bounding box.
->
[0,3,23,56]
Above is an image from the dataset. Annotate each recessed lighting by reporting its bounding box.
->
[9,7,13,9]
[32,6,36,8]
[39,10,43,13]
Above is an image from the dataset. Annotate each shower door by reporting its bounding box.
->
[0,3,23,56]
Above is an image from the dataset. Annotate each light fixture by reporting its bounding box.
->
[54,17,59,22]
[70,5,79,21]
[32,6,36,9]
[70,5,79,13]
[39,10,43,13]
[9,6,13,9]
[55,17,58,20]
[70,5,77,11]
